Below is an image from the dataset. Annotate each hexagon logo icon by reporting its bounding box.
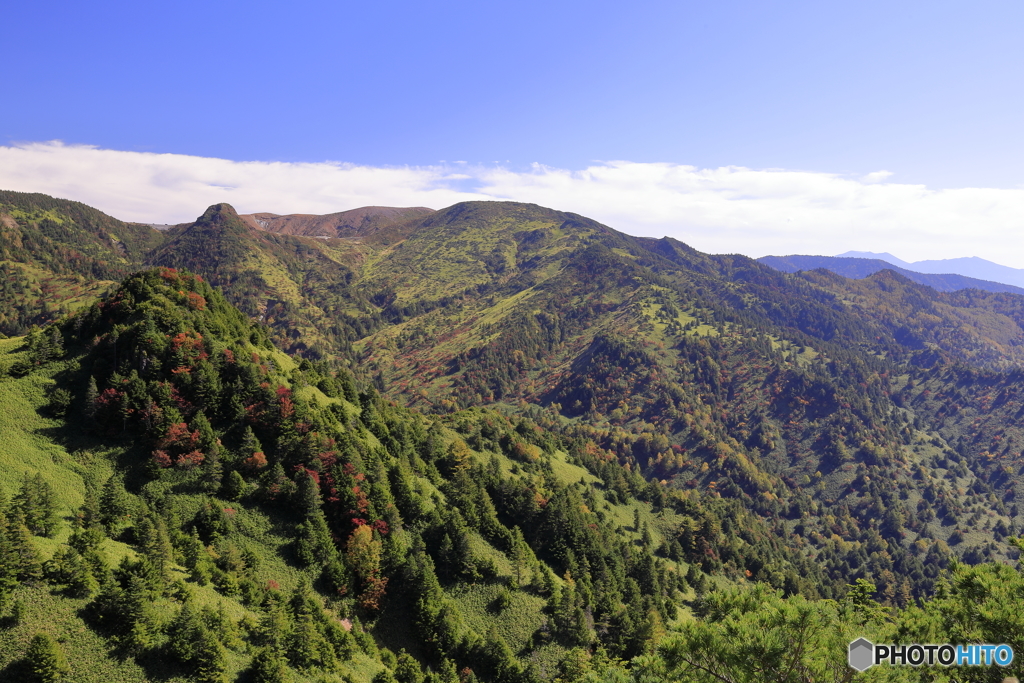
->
[849,638,874,671]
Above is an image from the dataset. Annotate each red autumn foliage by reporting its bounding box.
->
[163,422,200,450]
[176,450,205,469]
[279,396,294,420]
[171,331,203,353]
[293,465,321,485]
[157,267,180,281]
[95,387,122,410]
[152,450,173,468]
[186,291,207,311]
[357,576,388,611]
[243,451,268,471]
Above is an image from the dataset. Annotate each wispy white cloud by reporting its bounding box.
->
[0,141,489,224]
[860,170,893,184]
[3,141,1024,268]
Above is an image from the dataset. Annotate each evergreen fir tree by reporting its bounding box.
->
[45,546,98,597]
[200,449,224,494]
[84,376,99,423]
[395,648,424,683]
[222,470,247,501]
[287,614,331,671]
[167,597,205,663]
[121,572,155,653]
[251,646,291,683]
[10,522,43,583]
[193,630,229,683]
[99,475,132,533]
[433,659,460,683]
[240,426,264,460]
[25,632,69,683]
[76,482,102,530]
[296,470,322,515]
[0,501,16,613]
[14,473,59,537]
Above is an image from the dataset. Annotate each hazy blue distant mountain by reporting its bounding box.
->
[759,254,1024,295]
[836,251,913,267]
[836,251,1024,288]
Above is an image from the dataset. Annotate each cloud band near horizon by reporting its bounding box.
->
[3,141,1023,268]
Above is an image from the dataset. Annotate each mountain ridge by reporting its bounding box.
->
[240,206,436,238]
[837,250,1024,288]
[758,254,1024,295]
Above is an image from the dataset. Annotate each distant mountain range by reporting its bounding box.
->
[758,253,1024,295]
[838,251,1024,288]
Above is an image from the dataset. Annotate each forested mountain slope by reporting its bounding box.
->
[1,272,1023,682]
[144,203,385,358]
[4,189,1024,680]
[0,190,164,334]
[4,194,1024,598]
[0,268,824,682]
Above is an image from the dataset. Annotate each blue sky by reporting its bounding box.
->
[3,1,1024,263]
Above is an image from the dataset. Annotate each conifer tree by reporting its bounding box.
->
[99,475,132,533]
[200,449,224,494]
[262,462,297,502]
[192,410,219,453]
[45,546,98,597]
[82,376,98,419]
[257,601,292,652]
[395,649,424,683]
[0,496,17,613]
[251,645,291,683]
[287,613,334,672]
[182,528,213,585]
[121,572,155,653]
[25,632,69,683]
[296,470,322,515]
[222,470,247,501]
[240,426,264,460]
[14,473,59,537]
[509,526,536,588]
[167,597,205,663]
[48,388,72,418]
[193,630,229,683]
[295,510,336,567]
[48,326,65,358]
[9,522,43,583]
[76,482,102,530]
[133,514,173,584]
